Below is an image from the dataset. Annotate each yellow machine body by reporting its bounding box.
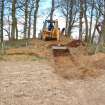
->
[41,20,60,41]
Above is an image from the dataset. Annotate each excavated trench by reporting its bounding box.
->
[53,48,70,57]
[52,45,104,80]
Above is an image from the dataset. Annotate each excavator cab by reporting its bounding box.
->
[43,20,58,30]
[39,20,60,41]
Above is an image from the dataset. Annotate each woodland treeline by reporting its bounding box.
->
[0,0,105,48]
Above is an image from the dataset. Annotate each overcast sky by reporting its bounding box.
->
[39,0,51,16]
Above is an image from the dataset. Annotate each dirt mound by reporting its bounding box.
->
[67,40,85,47]
[93,59,105,70]
[90,53,105,62]
[91,53,105,69]
[53,52,105,80]
[56,66,102,80]
[86,53,105,70]
[54,58,104,80]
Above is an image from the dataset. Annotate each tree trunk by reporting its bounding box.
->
[83,0,88,42]
[103,0,105,42]
[16,18,18,40]
[91,12,100,44]
[0,0,4,42]
[102,20,105,43]
[65,0,69,36]
[50,0,55,21]
[28,9,32,39]
[88,0,94,43]
[11,0,17,40]
[95,19,105,53]
[24,0,28,39]
[68,0,73,37]
[91,19,98,43]
[8,16,11,40]
[79,0,83,40]
[33,0,40,38]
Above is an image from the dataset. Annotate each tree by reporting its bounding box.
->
[24,0,29,39]
[83,0,88,42]
[33,0,40,38]
[50,0,55,21]
[0,0,4,42]
[88,0,95,43]
[79,0,84,40]
[28,0,34,38]
[60,0,78,36]
[11,0,18,40]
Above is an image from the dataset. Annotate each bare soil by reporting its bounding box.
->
[1,38,105,105]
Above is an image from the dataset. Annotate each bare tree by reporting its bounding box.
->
[83,0,88,42]
[33,0,40,38]
[50,0,55,21]
[60,0,78,36]
[88,0,95,43]
[0,0,4,42]
[11,0,18,40]
[24,0,29,39]
[28,0,34,38]
[79,0,84,40]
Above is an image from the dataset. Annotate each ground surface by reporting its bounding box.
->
[0,38,105,105]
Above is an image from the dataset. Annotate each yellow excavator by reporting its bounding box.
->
[38,19,69,54]
[39,19,61,41]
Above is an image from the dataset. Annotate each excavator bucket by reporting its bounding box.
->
[52,45,70,57]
